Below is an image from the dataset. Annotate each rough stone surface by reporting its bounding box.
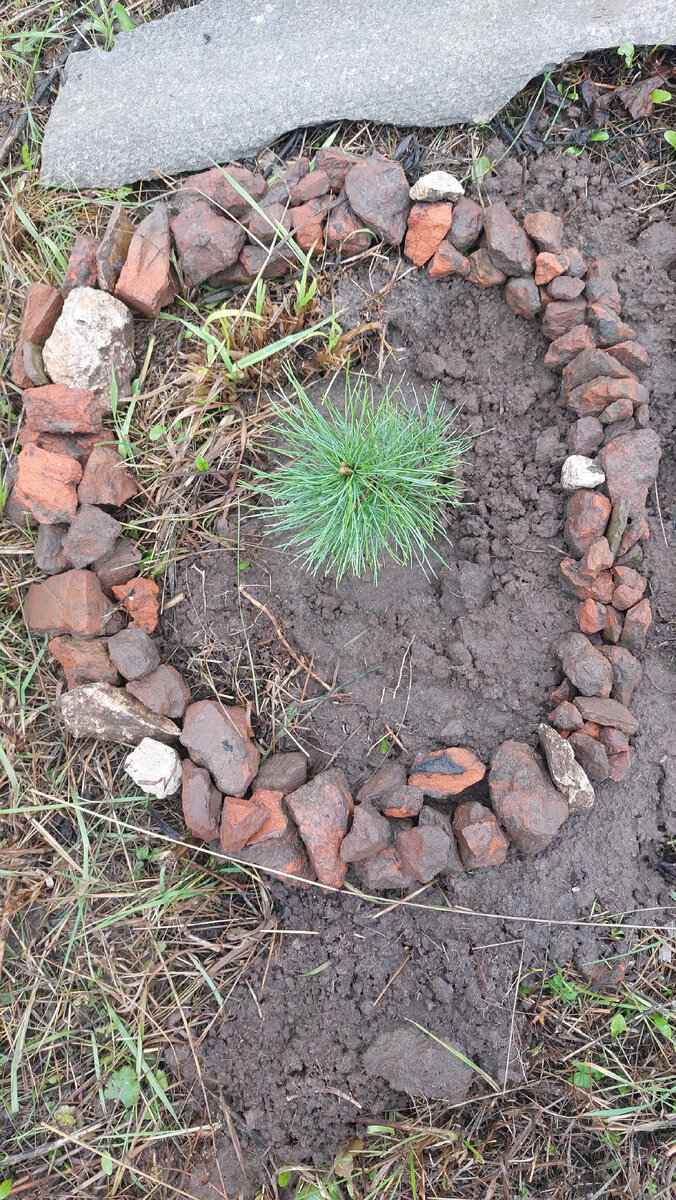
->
[599,430,661,525]
[601,645,643,707]
[503,276,540,319]
[24,569,112,637]
[220,796,268,853]
[522,210,563,253]
[364,1025,472,1101]
[244,789,288,845]
[543,324,595,370]
[114,203,171,317]
[107,627,160,679]
[111,576,159,634]
[345,155,410,244]
[236,828,312,888]
[254,752,308,795]
[183,164,267,215]
[62,234,99,294]
[452,801,509,869]
[124,737,182,798]
[11,283,63,388]
[354,846,415,891]
[97,201,135,293]
[538,723,594,812]
[428,240,471,280]
[379,785,424,818]
[568,416,604,456]
[78,445,139,508]
[568,731,611,782]
[15,444,82,524]
[339,802,390,863]
[93,536,142,593]
[40,0,674,187]
[448,196,483,252]
[417,805,464,875]
[326,200,372,257]
[409,170,464,201]
[408,746,486,798]
[549,701,584,732]
[561,454,605,492]
[182,759,222,841]
[61,504,122,568]
[564,490,611,556]
[396,825,452,883]
[573,696,639,736]
[285,769,354,888]
[356,763,407,806]
[170,198,247,286]
[42,287,135,409]
[179,700,260,796]
[35,523,72,575]
[60,681,179,744]
[467,248,507,286]
[404,202,453,265]
[619,598,652,655]
[48,635,120,689]
[488,740,569,853]
[541,297,587,340]
[126,663,191,719]
[23,384,102,436]
[482,201,535,276]
[557,632,612,698]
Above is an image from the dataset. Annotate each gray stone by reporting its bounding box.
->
[40,0,675,187]
[537,723,594,813]
[42,287,135,410]
[60,682,180,744]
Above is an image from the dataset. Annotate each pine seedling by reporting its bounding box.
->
[249,373,468,582]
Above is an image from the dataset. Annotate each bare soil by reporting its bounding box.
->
[164,152,676,1194]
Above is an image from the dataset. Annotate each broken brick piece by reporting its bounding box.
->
[452,801,509,868]
[408,747,486,798]
[15,443,82,524]
[404,202,454,266]
[112,576,160,634]
[11,283,64,388]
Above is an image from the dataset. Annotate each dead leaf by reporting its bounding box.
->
[616,75,666,120]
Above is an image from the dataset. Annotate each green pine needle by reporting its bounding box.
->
[248,373,468,582]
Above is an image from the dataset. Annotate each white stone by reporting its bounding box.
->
[409,171,465,202]
[561,455,605,492]
[538,723,594,813]
[43,286,135,409]
[124,737,182,798]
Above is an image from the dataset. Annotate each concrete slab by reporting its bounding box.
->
[40,0,676,188]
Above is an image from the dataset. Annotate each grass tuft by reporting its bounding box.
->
[249,373,468,582]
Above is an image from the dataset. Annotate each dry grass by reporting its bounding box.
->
[1,8,675,1197]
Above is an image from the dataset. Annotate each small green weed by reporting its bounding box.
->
[249,373,468,582]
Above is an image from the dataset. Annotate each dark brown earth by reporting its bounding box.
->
[164,151,676,1194]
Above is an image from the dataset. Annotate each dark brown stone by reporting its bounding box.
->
[489,740,568,853]
[344,154,410,245]
[482,201,535,276]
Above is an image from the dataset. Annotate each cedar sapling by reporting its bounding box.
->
[248,372,469,582]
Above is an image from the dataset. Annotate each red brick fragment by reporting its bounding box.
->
[48,635,120,688]
[543,324,595,370]
[112,577,160,634]
[78,445,139,507]
[564,490,611,557]
[182,760,222,841]
[170,199,247,287]
[428,239,471,280]
[404,202,453,266]
[285,768,354,888]
[482,201,535,276]
[23,384,102,435]
[602,606,623,644]
[62,234,99,294]
[290,169,331,204]
[11,283,64,388]
[220,795,268,852]
[183,165,266,216]
[325,200,372,256]
[452,801,509,868]
[408,747,486,798]
[579,598,606,634]
[15,444,82,524]
[534,251,568,285]
[541,298,588,340]
[115,203,171,317]
[467,248,506,286]
[24,569,112,636]
[523,211,563,253]
[619,599,652,654]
